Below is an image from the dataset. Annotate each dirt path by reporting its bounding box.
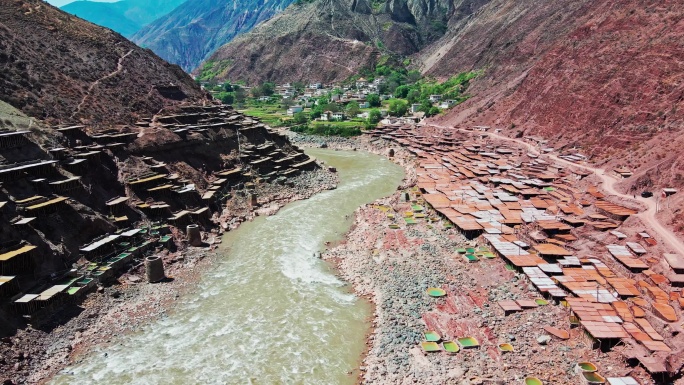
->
[70,49,133,119]
[432,124,684,257]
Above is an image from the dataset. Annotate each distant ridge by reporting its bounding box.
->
[132,0,297,72]
[60,0,187,37]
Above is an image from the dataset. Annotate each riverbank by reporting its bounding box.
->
[1,167,338,385]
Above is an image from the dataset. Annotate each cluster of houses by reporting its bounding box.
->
[261,80,455,121]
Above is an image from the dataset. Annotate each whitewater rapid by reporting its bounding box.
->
[51,149,404,385]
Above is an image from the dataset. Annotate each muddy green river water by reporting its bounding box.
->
[51,149,404,385]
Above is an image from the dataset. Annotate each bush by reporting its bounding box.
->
[293,112,308,124]
[368,108,382,124]
[388,99,408,117]
[367,94,381,107]
[290,124,362,137]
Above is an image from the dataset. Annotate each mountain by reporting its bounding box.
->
[199,0,489,84]
[0,0,208,124]
[203,0,683,225]
[421,0,684,192]
[60,0,187,37]
[132,0,297,72]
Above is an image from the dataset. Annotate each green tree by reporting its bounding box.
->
[293,112,308,124]
[367,93,381,107]
[394,85,410,99]
[327,103,341,113]
[426,106,441,117]
[262,82,276,96]
[250,86,264,98]
[419,99,433,113]
[367,109,382,125]
[223,82,233,92]
[216,92,234,105]
[234,87,246,103]
[406,89,420,104]
[346,101,361,117]
[407,70,421,83]
[292,82,305,92]
[388,100,408,117]
[375,65,391,76]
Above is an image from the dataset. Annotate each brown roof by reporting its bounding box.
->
[533,243,573,256]
[595,201,638,216]
[581,321,629,339]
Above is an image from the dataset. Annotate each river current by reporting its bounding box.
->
[51,149,404,385]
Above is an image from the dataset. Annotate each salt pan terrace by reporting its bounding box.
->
[367,125,684,376]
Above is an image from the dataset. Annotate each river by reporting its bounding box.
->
[51,149,405,385]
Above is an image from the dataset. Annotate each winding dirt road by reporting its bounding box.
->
[432,124,684,257]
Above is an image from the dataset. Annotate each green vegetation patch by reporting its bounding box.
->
[290,124,361,137]
[197,60,232,81]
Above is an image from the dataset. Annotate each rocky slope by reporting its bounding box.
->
[0,0,208,125]
[199,0,489,83]
[132,0,297,72]
[61,0,187,37]
[421,0,684,223]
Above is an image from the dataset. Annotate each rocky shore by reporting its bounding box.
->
[1,167,338,385]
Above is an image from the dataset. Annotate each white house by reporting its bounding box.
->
[429,95,442,103]
[355,78,367,88]
[258,96,270,102]
[411,104,422,113]
[331,112,345,121]
[439,100,456,109]
[320,111,333,121]
[359,101,370,109]
[309,82,322,89]
[287,105,303,116]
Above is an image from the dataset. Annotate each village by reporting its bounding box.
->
[204,75,465,133]
[316,121,683,385]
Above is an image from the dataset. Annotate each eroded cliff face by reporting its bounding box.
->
[199,0,489,83]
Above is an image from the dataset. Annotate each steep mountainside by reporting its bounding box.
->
[201,0,489,83]
[416,0,684,231]
[0,0,208,125]
[132,0,296,72]
[204,0,683,228]
[422,0,684,189]
[61,0,187,37]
